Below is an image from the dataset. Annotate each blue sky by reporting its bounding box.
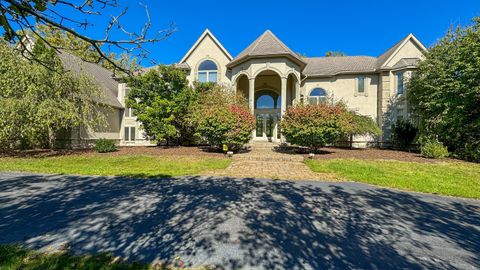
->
[64,0,480,66]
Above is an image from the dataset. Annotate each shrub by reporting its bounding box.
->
[192,86,255,151]
[345,113,382,148]
[391,119,418,149]
[95,138,117,153]
[280,103,351,151]
[421,140,449,159]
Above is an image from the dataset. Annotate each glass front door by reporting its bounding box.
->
[256,113,275,140]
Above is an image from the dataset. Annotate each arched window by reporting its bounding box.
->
[308,88,327,105]
[197,60,218,83]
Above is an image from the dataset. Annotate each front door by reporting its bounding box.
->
[255,113,276,141]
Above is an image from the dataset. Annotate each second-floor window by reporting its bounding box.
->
[197,60,218,83]
[397,72,404,94]
[357,76,365,93]
[124,108,134,118]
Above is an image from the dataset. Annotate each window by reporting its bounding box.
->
[124,126,136,141]
[124,108,134,118]
[308,88,327,105]
[397,72,404,94]
[357,77,365,93]
[197,60,218,83]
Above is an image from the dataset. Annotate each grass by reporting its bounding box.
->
[0,155,230,178]
[305,159,480,199]
[0,244,210,270]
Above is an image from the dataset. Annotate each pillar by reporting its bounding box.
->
[281,77,287,116]
[249,77,255,113]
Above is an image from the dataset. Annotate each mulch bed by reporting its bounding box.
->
[0,146,225,158]
[302,147,447,163]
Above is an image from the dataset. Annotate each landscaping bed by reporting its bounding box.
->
[303,147,442,163]
[0,146,225,158]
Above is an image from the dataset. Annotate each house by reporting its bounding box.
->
[73,29,427,146]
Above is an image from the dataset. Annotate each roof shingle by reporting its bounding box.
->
[302,56,378,77]
[228,30,306,68]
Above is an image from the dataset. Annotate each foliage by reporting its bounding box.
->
[0,40,106,150]
[408,17,480,162]
[344,113,381,147]
[95,138,117,153]
[0,244,215,270]
[280,103,351,151]
[306,159,480,199]
[0,155,230,178]
[191,85,255,151]
[126,65,199,145]
[391,119,418,149]
[33,24,140,73]
[421,140,449,159]
[1,0,174,74]
[325,51,346,57]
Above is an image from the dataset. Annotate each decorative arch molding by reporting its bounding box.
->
[232,70,252,83]
[194,57,222,82]
[252,66,285,79]
[285,70,301,82]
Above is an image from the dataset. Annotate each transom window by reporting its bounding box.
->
[397,72,404,94]
[308,88,327,105]
[197,60,218,83]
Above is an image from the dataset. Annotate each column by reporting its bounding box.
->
[281,77,287,116]
[249,77,255,113]
[295,80,300,105]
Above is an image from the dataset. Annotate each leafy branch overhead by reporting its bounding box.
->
[0,0,176,75]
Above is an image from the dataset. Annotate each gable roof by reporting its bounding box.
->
[303,56,378,77]
[377,33,427,69]
[391,58,421,69]
[227,30,306,68]
[58,51,123,109]
[179,29,232,64]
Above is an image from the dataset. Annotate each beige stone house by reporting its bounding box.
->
[78,29,427,146]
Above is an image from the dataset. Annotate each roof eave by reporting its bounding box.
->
[227,54,307,70]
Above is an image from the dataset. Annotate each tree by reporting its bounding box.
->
[346,113,381,148]
[125,65,199,145]
[0,0,175,74]
[0,40,106,150]
[408,17,480,161]
[191,84,255,151]
[325,51,346,57]
[33,24,139,73]
[280,103,351,152]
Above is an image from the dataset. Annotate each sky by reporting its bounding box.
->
[60,0,480,67]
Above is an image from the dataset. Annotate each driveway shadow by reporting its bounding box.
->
[0,173,479,269]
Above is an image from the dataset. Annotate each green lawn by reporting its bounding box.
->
[0,244,208,270]
[305,159,480,199]
[0,155,230,178]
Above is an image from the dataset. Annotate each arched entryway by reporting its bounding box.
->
[234,68,300,142]
[255,90,281,141]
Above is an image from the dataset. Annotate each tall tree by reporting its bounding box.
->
[125,65,199,146]
[0,40,106,150]
[408,17,480,161]
[0,0,175,74]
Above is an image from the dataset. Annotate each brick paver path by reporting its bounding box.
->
[210,142,330,180]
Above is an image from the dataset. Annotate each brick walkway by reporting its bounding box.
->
[209,142,331,180]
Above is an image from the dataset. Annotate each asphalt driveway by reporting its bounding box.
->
[0,172,479,269]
